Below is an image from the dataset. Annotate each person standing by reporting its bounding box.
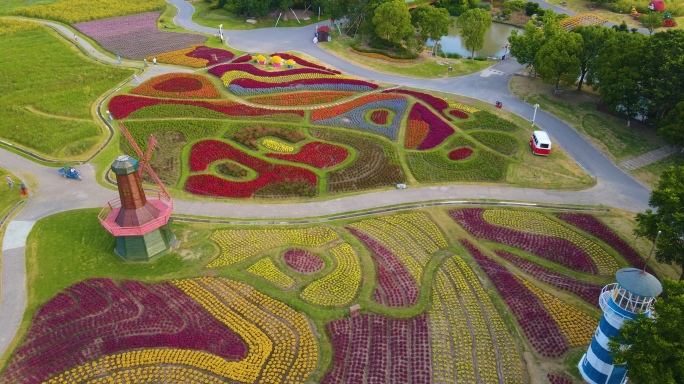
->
[153,57,157,65]
[133,74,139,85]
[117,55,121,64]
[144,58,148,67]
[6,175,13,189]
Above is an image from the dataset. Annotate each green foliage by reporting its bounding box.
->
[571,25,613,91]
[411,5,454,46]
[372,0,413,44]
[641,11,664,35]
[231,124,305,150]
[123,120,224,152]
[469,131,519,155]
[658,101,684,147]
[0,26,131,156]
[634,166,684,280]
[609,279,684,382]
[407,147,509,182]
[11,0,165,24]
[253,181,318,198]
[508,21,545,68]
[502,0,526,11]
[351,41,419,60]
[127,104,228,119]
[535,31,583,93]
[641,30,684,120]
[457,8,492,59]
[458,111,518,132]
[524,2,544,16]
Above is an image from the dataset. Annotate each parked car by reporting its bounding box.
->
[530,131,552,156]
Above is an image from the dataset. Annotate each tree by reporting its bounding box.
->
[508,21,545,73]
[658,101,684,148]
[322,0,350,26]
[457,8,492,59]
[594,32,646,126]
[641,30,684,120]
[411,5,454,53]
[534,32,583,94]
[609,279,684,383]
[641,11,664,35]
[570,25,613,91]
[634,166,684,281]
[372,0,413,43]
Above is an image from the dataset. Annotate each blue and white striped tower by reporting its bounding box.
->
[578,268,662,384]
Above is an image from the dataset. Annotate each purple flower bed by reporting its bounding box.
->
[73,12,207,59]
[0,279,247,384]
[495,250,602,308]
[348,228,418,307]
[271,52,342,74]
[409,103,455,150]
[449,208,598,274]
[186,45,234,65]
[462,239,569,358]
[228,78,377,96]
[311,98,407,140]
[284,249,325,274]
[232,54,252,63]
[557,213,653,273]
[384,89,450,120]
[321,313,431,383]
[208,63,334,78]
[548,373,575,384]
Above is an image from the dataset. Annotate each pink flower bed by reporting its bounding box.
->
[557,213,652,273]
[449,109,469,119]
[271,52,341,74]
[448,147,473,160]
[548,373,575,384]
[449,208,598,274]
[154,77,203,92]
[73,12,207,59]
[108,95,303,119]
[495,250,602,308]
[265,142,349,169]
[0,279,247,384]
[462,239,569,357]
[370,109,389,125]
[283,249,325,274]
[321,313,431,383]
[408,103,455,150]
[208,63,334,78]
[348,228,419,307]
[186,45,234,65]
[185,140,317,198]
[384,89,450,120]
[232,54,252,63]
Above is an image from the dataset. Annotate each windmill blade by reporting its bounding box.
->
[118,123,144,158]
[144,163,170,199]
[139,134,158,175]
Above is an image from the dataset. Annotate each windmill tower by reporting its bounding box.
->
[98,124,176,261]
[578,268,662,384]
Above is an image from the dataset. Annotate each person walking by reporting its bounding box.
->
[117,55,121,64]
[133,74,139,85]
[144,58,148,67]
[6,175,13,189]
[153,57,157,65]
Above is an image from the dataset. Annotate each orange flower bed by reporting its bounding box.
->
[130,73,221,99]
[405,120,429,149]
[248,91,355,106]
[310,93,404,121]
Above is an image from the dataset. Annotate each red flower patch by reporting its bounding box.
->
[407,103,455,150]
[130,73,221,99]
[266,141,348,169]
[311,94,402,121]
[271,52,341,74]
[448,147,473,160]
[283,249,325,274]
[185,45,234,65]
[449,109,469,119]
[370,110,389,125]
[384,89,450,120]
[209,63,335,78]
[154,77,203,93]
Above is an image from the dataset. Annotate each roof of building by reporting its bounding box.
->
[533,130,551,143]
[111,155,139,175]
[616,268,662,297]
[317,26,329,32]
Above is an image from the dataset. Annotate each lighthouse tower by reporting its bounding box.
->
[578,268,662,384]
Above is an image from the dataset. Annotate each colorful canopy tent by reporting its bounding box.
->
[316,26,329,42]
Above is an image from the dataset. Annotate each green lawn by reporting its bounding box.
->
[0,0,60,16]
[0,168,24,221]
[191,1,326,31]
[321,36,493,79]
[0,22,132,159]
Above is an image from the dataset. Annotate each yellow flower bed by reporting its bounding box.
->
[147,45,207,68]
[261,138,295,153]
[445,100,480,114]
[220,70,343,87]
[11,0,166,24]
[247,258,295,289]
[429,255,523,383]
[0,20,43,36]
[520,278,598,347]
[347,213,447,285]
[300,243,361,306]
[76,366,225,383]
[482,209,619,275]
[209,227,339,267]
[349,48,415,63]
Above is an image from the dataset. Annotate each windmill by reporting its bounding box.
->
[97,123,177,261]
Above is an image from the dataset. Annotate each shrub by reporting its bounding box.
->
[469,131,519,155]
[458,111,518,132]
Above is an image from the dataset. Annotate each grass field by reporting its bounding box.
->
[190,1,326,31]
[0,23,132,158]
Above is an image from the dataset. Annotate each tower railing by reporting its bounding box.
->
[98,189,173,236]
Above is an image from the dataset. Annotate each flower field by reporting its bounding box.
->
[11,0,165,24]
[130,73,221,99]
[246,258,295,289]
[265,141,349,169]
[248,91,355,106]
[150,45,234,67]
[385,89,451,120]
[407,103,455,150]
[270,53,341,74]
[283,249,325,274]
[300,243,362,306]
[448,147,473,160]
[311,97,408,140]
[73,12,206,59]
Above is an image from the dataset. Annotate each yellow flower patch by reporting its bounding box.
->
[261,138,295,153]
[247,258,295,289]
[300,243,361,306]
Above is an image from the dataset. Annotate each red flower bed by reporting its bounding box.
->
[321,313,431,383]
[249,91,354,106]
[557,213,653,273]
[208,63,335,78]
[186,45,234,65]
[348,228,418,307]
[185,140,317,198]
[266,141,348,169]
[462,239,569,357]
[271,52,341,74]
[0,279,247,384]
[448,147,473,160]
[283,249,325,274]
[311,94,401,121]
[449,208,598,274]
[370,109,389,125]
[449,109,469,119]
[547,373,575,384]
[131,73,221,98]
[495,250,602,307]
[384,89,450,119]
[108,94,303,119]
[232,54,252,63]
[231,77,377,93]
[154,77,203,92]
[408,103,455,150]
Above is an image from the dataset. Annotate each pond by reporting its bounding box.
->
[430,21,521,58]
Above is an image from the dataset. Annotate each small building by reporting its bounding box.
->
[316,26,329,42]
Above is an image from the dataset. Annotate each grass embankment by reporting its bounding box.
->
[6,0,165,24]
[321,35,493,79]
[0,167,26,298]
[0,21,132,160]
[509,75,683,189]
[191,1,326,30]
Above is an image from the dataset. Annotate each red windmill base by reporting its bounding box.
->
[98,124,177,261]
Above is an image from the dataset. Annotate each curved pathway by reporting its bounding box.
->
[0,3,653,358]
